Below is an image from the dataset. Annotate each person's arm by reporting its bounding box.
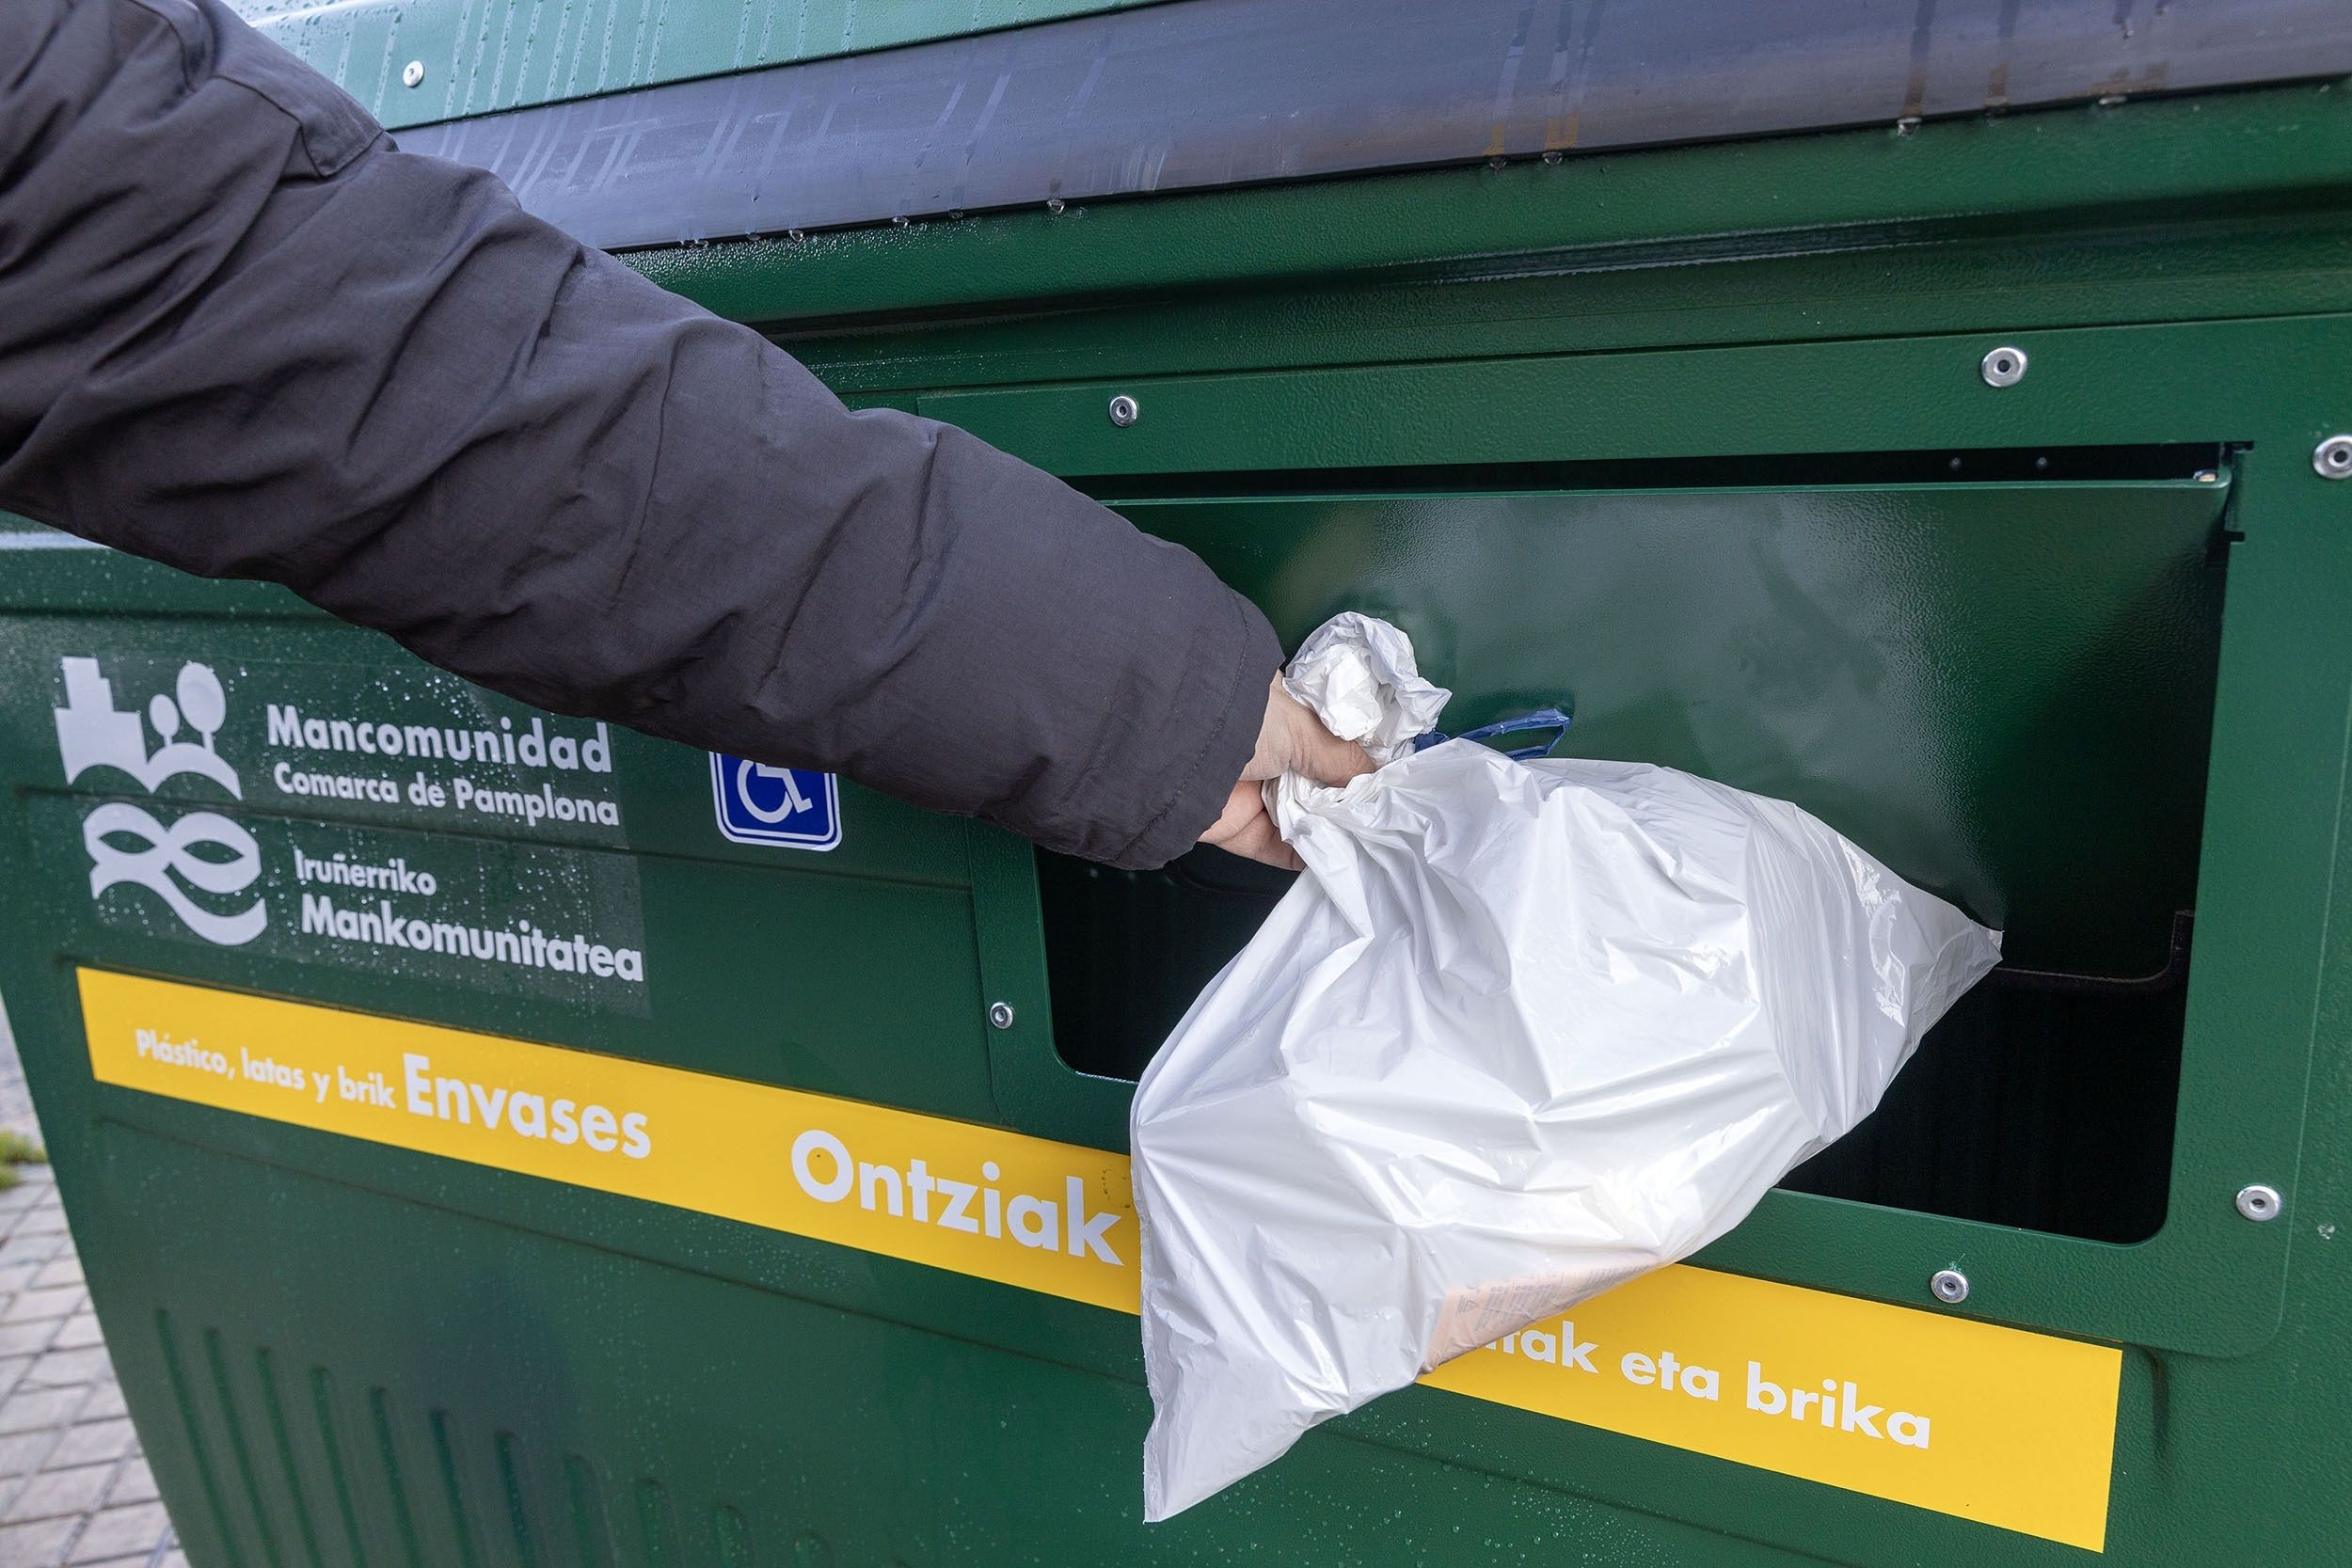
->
[0,0,1353,868]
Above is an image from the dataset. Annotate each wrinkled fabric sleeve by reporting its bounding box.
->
[0,0,1280,868]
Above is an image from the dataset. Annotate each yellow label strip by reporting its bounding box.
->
[77,968,2119,1549]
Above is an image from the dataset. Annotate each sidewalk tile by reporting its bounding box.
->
[0,1514,72,1566]
[0,1435,55,1481]
[42,1428,128,1473]
[21,1354,103,1394]
[40,1325,95,1357]
[0,1294,76,1329]
[2,1465,108,1525]
[0,1019,173,1562]
[97,1464,152,1512]
[0,1393,84,1439]
[64,1501,167,1564]
[65,1394,118,1428]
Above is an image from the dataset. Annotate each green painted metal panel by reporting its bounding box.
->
[1017,480,2226,1282]
[942,312,2352,1365]
[6,41,2352,1568]
[1130,481,2224,975]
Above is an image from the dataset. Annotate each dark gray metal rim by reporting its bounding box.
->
[397,0,2352,253]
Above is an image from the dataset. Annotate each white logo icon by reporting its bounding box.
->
[737,760,814,822]
[56,658,237,795]
[55,657,265,946]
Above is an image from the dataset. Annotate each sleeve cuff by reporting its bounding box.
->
[1104,589,1283,870]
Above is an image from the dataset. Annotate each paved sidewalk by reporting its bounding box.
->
[0,1004,181,1568]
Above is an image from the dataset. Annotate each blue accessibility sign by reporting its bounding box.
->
[708,753,842,851]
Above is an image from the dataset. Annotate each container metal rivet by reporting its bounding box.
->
[1107,394,1139,428]
[2195,469,2220,483]
[402,60,425,88]
[2313,435,2352,478]
[1980,346,2027,388]
[1930,1269,1970,1305]
[988,1002,1016,1030]
[2236,1183,2282,1222]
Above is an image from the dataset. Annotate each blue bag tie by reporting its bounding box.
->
[1410,705,1573,761]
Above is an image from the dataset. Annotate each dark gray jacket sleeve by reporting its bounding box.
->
[0,0,1280,869]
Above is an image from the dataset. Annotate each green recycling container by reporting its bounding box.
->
[3,2,2350,1562]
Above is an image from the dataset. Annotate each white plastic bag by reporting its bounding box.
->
[1277,610,1452,763]
[1131,615,2001,1520]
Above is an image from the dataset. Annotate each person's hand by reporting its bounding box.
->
[1198,674,1375,869]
